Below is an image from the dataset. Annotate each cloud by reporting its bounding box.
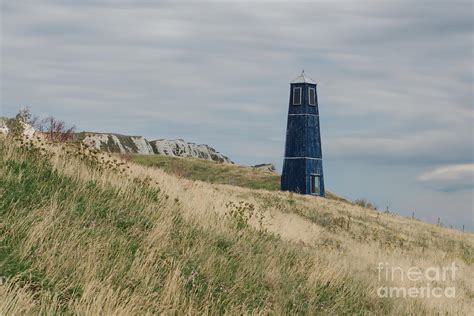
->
[2,1,472,165]
[1,0,472,226]
[417,164,474,192]
[324,127,473,165]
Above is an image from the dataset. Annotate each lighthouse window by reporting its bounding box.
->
[310,175,321,195]
[293,87,302,105]
[308,87,316,105]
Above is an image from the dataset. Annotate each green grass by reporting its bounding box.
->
[130,154,349,202]
[131,154,281,191]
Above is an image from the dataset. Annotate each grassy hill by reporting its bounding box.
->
[130,154,347,202]
[1,136,473,314]
[130,154,280,190]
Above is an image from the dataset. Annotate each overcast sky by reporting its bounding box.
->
[1,0,473,229]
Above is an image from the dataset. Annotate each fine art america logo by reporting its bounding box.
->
[377,262,457,298]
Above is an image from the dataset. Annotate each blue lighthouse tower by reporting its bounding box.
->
[281,71,325,196]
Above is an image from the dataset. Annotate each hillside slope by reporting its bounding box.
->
[130,154,347,202]
[131,154,281,191]
[1,136,473,314]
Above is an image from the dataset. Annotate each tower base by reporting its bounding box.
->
[281,158,325,197]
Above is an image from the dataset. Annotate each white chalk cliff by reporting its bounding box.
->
[77,132,233,163]
[149,139,232,163]
[1,119,233,163]
[0,119,9,135]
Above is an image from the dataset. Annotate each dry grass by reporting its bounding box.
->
[0,135,473,314]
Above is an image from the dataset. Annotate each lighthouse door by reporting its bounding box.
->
[310,175,321,195]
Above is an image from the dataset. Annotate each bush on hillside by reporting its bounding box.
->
[35,116,76,142]
[354,198,377,210]
[5,107,33,138]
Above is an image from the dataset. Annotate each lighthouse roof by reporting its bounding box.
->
[291,70,316,84]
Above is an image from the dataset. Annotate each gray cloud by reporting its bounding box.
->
[1,0,473,226]
[417,164,474,192]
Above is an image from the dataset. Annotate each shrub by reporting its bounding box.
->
[36,116,76,142]
[354,198,377,210]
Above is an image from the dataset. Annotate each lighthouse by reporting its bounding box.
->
[281,71,325,196]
